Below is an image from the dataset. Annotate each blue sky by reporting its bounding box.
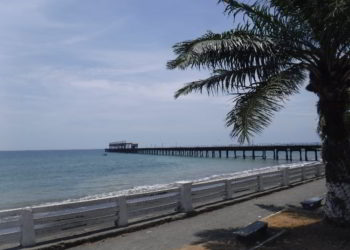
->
[0,0,320,150]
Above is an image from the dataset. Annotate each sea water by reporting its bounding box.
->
[0,149,316,210]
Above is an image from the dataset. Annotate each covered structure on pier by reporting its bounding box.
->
[108,141,138,150]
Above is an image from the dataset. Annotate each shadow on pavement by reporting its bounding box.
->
[254,204,285,213]
[190,227,263,250]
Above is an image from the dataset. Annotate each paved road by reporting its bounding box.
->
[71,179,326,250]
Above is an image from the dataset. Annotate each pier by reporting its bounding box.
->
[105,144,322,161]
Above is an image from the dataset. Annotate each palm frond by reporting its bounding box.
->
[167,29,278,71]
[226,65,305,143]
[220,0,319,57]
[168,0,350,143]
[174,62,287,98]
[220,0,290,32]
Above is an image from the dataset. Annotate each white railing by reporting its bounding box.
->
[0,163,325,249]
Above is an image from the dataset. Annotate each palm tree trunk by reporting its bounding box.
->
[319,93,350,225]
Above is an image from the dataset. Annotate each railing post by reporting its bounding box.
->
[301,166,306,181]
[20,208,35,247]
[116,196,128,227]
[225,179,233,199]
[315,164,322,177]
[257,174,264,192]
[282,168,290,186]
[178,181,193,213]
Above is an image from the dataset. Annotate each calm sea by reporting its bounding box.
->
[0,149,305,210]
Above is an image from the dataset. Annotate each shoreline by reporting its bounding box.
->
[0,162,324,249]
[0,161,320,212]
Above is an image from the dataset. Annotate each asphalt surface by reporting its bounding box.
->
[71,179,326,250]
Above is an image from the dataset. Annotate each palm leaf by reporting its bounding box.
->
[226,65,305,143]
[167,29,279,71]
[168,0,350,143]
[174,62,287,98]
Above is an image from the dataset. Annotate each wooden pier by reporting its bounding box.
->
[105,144,322,161]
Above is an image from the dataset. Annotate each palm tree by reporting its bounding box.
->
[167,0,350,225]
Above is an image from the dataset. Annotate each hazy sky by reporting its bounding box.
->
[0,0,320,150]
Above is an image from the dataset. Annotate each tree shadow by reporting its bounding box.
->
[260,220,350,250]
[189,219,350,250]
[191,227,272,250]
[254,203,285,213]
[193,227,244,250]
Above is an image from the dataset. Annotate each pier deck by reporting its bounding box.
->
[105,144,321,161]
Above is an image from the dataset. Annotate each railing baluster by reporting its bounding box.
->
[257,175,264,192]
[225,179,233,199]
[178,182,193,213]
[282,168,290,186]
[116,196,128,227]
[20,208,35,247]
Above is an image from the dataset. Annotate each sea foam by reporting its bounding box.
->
[32,161,318,209]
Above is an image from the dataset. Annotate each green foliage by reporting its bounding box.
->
[227,65,304,143]
[168,0,350,143]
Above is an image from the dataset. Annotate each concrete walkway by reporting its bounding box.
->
[70,179,326,250]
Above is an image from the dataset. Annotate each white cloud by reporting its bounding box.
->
[0,0,320,150]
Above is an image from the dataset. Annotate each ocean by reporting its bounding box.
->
[0,149,314,210]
